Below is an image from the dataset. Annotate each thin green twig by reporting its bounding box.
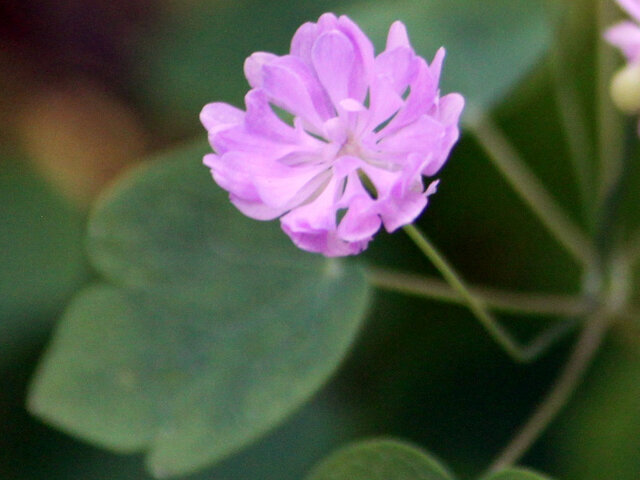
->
[546,1,595,222]
[403,225,582,362]
[618,308,640,323]
[488,309,611,471]
[466,112,596,268]
[367,267,592,317]
[625,229,640,267]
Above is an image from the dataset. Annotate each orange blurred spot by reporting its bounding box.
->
[16,80,148,205]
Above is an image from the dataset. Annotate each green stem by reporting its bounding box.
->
[367,267,593,317]
[618,308,640,323]
[403,225,581,362]
[625,228,640,267]
[466,112,596,268]
[488,309,611,471]
[595,118,637,262]
[547,1,595,222]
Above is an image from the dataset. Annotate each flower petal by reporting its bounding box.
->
[280,177,370,256]
[231,195,287,221]
[616,0,640,22]
[262,58,333,131]
[377,114,446,158]
[437,92,465,125]
[312,30,357,105]
[204,153,285,220]
[605,21,640,62]
[337,198,381,242]
[380,54,441,135]
[375,46,418,95]
[336,15,375,101]
[200,103,244,135]
[379,188,429,232]
[243,90,303,145]
[290,13,338,62]
[336,173,381,242]
[243,52,278,89]
[253,166,331,210]
[386,21,411,50]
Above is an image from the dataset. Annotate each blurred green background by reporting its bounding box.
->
[1,0,639,479]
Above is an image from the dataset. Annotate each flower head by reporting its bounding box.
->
[605,1,640,124]
[605,0,640,63]
[201,13,464,256]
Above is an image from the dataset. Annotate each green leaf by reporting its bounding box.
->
[482,469,553,480]
[304,439,557,480]
[548,339,640,480]
[305,438,454,480]
[28,141,371,477]
[347,0,552,113]
[133,1,550,133]
[0,152,87,362]
[132,0,340,133]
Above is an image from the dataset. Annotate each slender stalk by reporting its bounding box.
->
[367,267,593,317]
[597,118,636,264]
[546,0,595,221]
[466,112,596,268]
[596,0,625,210]
[618,308,640,323]
[625,228,640,266]
[488,309,611,471]
[403,225,580,362]
[403,224,521,359]
[552,68,594,221]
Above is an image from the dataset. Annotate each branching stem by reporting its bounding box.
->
[546,0,595,221]
[625,229,640,267]
[466,112,596,269]
[403,225,582,362]
[488,309,611,471]
[367,267,593,317]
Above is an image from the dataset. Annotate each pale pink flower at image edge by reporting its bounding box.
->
[605,0,640,62]
[201,13,464,257]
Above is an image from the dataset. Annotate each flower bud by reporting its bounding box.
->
[610,62,640,113]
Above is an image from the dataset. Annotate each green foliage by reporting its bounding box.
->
[305,438,454,480]
[347,0,551,113]
[482,468,553,480]
[305,439,554,480]
[28,142,371,477]
[547,338,640,480]
[133,0,342,133]
[133,0,552,134]
[0,153,87,362]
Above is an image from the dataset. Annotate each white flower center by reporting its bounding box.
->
[337,134,363,158]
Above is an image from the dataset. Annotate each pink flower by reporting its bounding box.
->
[201,13,464,257]
[605,0,640,62]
